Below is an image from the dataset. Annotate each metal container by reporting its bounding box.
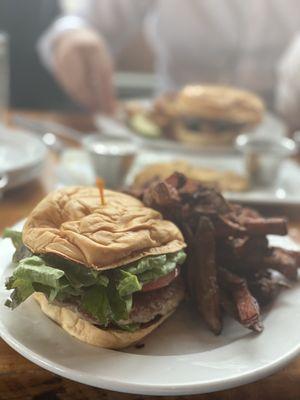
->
[235,134,297,188]
[83,133,137,189]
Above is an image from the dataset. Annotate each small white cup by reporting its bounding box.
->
[236,134,297,188]
[83,133,137,189]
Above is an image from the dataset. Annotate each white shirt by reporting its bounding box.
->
[38,0,300,127]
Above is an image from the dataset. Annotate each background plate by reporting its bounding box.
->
[0,222,300,395]
[95,103,286,155]
[0,126,47,189]
[125,153,300,206]
[57,149,300,206]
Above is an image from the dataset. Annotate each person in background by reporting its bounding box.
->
[38,0,300,129]
[0,0,73,109]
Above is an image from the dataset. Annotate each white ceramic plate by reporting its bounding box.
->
[1,221,300,395]
[56,149,300,206]
[0,126,47,189]
[95,101,286,155]
[125,152,300,206]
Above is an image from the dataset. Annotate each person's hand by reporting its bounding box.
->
[53,28,115,113]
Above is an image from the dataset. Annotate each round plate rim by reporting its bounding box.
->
[1,222,300,395]
[0,322,299,395]
[0,129,47,173]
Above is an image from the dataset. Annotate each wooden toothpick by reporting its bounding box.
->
[96,177,106,206]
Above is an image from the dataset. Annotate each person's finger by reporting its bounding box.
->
[100,60,116,114]
[53,33,98,109]
[54,45,96,109]
[83,42,116,113]
[80,46,104,111]
[53,29,116,112]
[95,44,116,114]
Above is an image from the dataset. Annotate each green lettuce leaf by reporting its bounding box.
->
[169,250,187,265]
[114,322,140,332]
[31,283,61,302]
[13,256,65,288]
[5,256,68,308]
[124,250,186,284]
[57,285,83,298]
[80,283,137,328]
[81,285,112,326]
[2,228,23,249]
[116,270,142,297]
[2,229,32,263]
[5,278,34,309]
[43,254,109,289]
[4,242,186,330]
[125,254,167,275]
[81,276,136,325]
[108,283,132,322]
[13,245,32,263]
[91,271,109,287]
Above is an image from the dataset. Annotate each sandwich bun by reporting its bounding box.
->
[34,292,176,349]
[172,85,265,125]
[23,187,185,270]
[173,125,238,146]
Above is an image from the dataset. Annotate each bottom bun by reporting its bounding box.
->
[34,292,175,349]
[174,124,240,146]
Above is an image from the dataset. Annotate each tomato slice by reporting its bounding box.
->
[142,267,180,292]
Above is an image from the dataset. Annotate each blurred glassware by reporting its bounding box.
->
[236,134,296,188]
[0,169,8,198]
[0,32,9,123]
[83,133,137,189]
[293,131,300,151]
[41,132,65,154]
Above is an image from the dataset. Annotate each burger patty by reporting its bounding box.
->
[120,276,185,325]
[54,276,185,328]
[181,117,246,133]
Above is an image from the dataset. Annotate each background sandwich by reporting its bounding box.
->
[126,84,265,146]
[4,187,186,349]
[155,85,265,145]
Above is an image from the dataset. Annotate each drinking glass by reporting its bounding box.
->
[0,32,9,123]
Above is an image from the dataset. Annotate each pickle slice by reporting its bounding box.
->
[130,113,161,138]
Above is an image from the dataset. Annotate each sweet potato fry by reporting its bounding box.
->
[232,236,269,259]
[129,172,294,336]
[214,215,247,237]
[244,218,287,236]
[216,236,269,274]
[247,271,288,306]
[263,247,299,281]
[143,181,180,208]
[219,268,263,332]
[193,217,222,334]
[165,171,187,189]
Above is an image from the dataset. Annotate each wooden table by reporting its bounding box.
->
[1,110,300,400]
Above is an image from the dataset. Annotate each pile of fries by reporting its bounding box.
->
[131,172,300,334]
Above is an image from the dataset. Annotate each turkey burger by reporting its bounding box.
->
[4,187,186,349]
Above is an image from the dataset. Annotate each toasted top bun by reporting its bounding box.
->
[158,85,264,125]
[23,187,185,270]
